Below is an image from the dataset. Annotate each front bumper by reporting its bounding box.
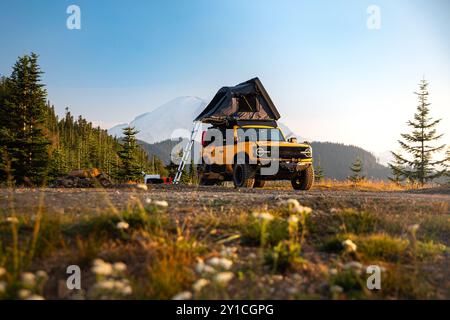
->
[257,160,312,180]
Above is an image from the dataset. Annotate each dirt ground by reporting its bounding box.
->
[1,185,449,216]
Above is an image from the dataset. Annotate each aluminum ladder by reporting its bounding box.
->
[173,121,201,184]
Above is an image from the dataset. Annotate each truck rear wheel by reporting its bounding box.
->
[291,165,314,190]
[233,164,255,188]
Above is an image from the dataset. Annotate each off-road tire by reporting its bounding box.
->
[253,179,266,188]
[233,164,255,188]
[291,165,314,190]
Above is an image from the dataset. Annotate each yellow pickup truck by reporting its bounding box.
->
[198,123,314,190]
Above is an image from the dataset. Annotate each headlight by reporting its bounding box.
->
[301,147,312,158]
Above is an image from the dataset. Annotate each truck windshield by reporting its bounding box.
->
[237,128,285,142]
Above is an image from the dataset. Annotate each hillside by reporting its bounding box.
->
[138,139,391,181]
[311,142,391,180]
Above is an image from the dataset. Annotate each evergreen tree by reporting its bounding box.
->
[390,79,447,186]
[349,156,365,184]
[388,155,405,185]
[48,148,67,180]
[314,156,324,182]
[445,147,450,185]
[0,55,158,185]
[117,127,142,182]
[0,53,50,185]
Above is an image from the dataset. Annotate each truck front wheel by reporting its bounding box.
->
[291,165,314,190]
[233,164,255,188]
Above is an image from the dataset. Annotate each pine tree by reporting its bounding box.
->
[349,156,364,184]
[48,148,67,180]
[388,155,405,185]
[0,53,50,185]
[445,147,450,185]
[390,79,446,186]
[314,156,324,182]
[117,126,142,182]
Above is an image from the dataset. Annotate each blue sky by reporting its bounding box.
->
[0,0,449,153]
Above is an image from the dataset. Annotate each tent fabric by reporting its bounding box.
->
[194,78,281,124]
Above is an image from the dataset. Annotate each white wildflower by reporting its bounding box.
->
[207,257,233,270]
[252,212,274,222]
[36,270,48,281]
[21,272,36,288]
[218,258,233,270]
[96,280,115,290]
[292,205,312,214]
[92,259,113,276]
[248,253,257,260]
[330,285,343,294]
[408,224,420,234]
[195,259,205,274]
[136,183,148,191]
[203,265,215,273]
[116,221,129,230]
[0,281,6,294]
[342,239,357,253]
[329,268,338,276]
[343,261,363,272]
[153,200,168,208]
[121,284,132,295]
[0,267,6,277]
[113,262,127,273]
[18,289,31,299]
[192,278,210,292]
[118,282,132,295]
[145,198,152,204]
[220,247,237,258]
[6,217,19,224]
[26,294,45,300]
[172,291,192,300]
[206,257,220,267]
[214,272,234,286]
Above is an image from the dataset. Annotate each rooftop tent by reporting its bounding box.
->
[194,77,281,125]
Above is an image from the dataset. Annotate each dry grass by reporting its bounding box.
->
[0,185,448,300]
[262,178,440,192]
[313,179,408,191]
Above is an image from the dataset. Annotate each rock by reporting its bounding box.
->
[50,169,112,188]
[68,168,101,178]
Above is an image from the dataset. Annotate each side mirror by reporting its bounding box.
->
[288,137,297,143]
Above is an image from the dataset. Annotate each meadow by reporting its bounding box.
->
[0,182,448,300]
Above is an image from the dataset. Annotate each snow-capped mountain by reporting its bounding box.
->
[108,96,304,144]
[108,96,207,144]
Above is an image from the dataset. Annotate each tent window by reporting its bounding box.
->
[238,95,257,112]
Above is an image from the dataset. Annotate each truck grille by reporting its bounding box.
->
[278,146,311,159]
[256,146,312,160]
